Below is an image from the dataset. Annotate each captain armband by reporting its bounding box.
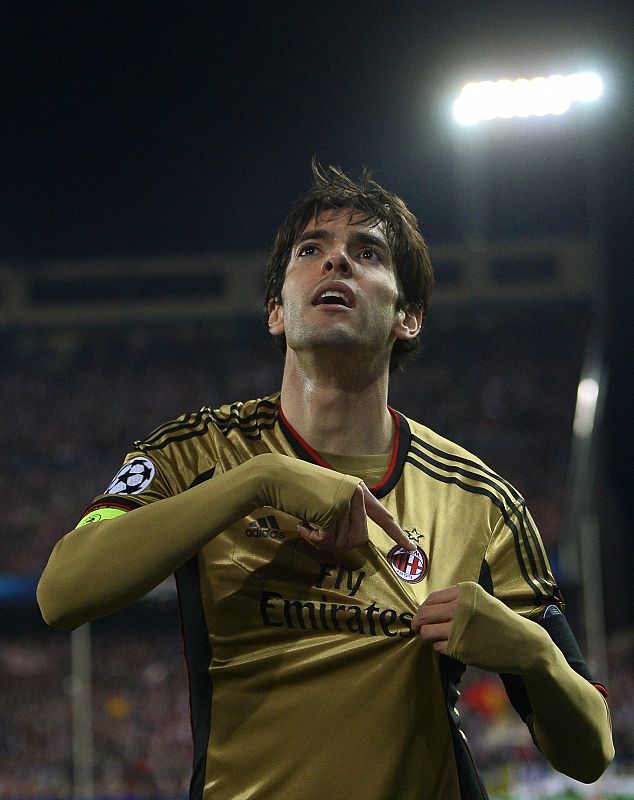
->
[75,507,127,528]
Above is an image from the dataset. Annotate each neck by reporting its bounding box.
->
[279,348,393,455]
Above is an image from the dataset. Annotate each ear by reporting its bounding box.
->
[267,298,285,336]
[393,305,423,341]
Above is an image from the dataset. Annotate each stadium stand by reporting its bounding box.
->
[1,304,631,798]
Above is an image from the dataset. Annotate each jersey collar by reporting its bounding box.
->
[278,403,411,499]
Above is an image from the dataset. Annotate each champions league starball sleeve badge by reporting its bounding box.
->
[105,457,156,496]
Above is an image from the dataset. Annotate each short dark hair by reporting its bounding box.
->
[265,159,434,371]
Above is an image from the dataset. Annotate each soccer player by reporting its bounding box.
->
[38,163,614,799]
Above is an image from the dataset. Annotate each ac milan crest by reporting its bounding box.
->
[387,544,429,584]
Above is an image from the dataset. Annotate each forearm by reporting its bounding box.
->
[37,461,260,629]
[37,453,360,630]
[523,645,613,782]
[447,582,614,783]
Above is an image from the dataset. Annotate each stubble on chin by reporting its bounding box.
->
[285,315,364,353]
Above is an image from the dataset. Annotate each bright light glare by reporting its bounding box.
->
[573,377,600,438]
[453,72,604,126]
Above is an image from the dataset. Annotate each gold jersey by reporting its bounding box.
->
[81,394,562,800]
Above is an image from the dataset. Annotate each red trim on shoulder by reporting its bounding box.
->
[80,498,142,517]
[592,682,609,699]
[278,404,400,494]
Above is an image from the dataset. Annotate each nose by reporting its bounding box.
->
[321,246,353,276]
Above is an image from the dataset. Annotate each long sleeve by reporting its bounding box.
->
[37,453,360,630]
[447,581,614,783]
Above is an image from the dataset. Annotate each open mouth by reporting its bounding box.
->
[311,283,355,309]
[316,290,350,307]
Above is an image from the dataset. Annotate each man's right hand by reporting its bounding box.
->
[256,453,415,552]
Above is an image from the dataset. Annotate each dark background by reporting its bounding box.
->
[2,0,632,588]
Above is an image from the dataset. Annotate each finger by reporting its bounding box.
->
[416,621,452,645]
[412,601,456,629]
[297,522,332,548]
[297,522,320,546]
[361,484,416,551]
[344,485,369,548]
[332,501,352,549]
[298,505,353,550]
[422,585,460,606]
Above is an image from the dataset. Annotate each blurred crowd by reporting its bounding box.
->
[1,307,631,798]
[2,621,632,799]
[1,307,584,576]
[0,617,190,799]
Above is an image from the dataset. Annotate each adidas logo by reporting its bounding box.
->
[246,516,286,540]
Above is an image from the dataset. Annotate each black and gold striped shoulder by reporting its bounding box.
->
[135,394,280,452]
[208,395,279,441]
[405,418,555,602]
[405,419,523,508]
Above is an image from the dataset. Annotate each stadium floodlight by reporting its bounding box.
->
[573,376,600,439]
[452,72,604,126]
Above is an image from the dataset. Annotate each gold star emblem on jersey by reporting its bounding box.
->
[404,527,424,543]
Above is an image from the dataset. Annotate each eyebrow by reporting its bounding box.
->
[295,228,390,255]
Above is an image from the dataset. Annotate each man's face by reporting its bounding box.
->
[268,209,413,360]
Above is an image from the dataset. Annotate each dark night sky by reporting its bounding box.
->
[1,1,632,519]
[2,1,631,257]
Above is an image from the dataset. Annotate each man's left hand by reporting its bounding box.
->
[411,585,460,654]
